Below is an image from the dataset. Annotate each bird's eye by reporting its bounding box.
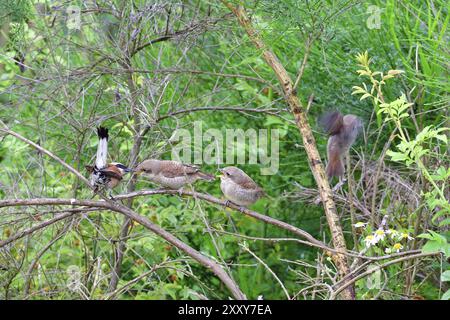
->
[226,172,231,176]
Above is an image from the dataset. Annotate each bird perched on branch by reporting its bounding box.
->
[219,166,265,207]
[320,111,362,178]
[134,159,215,190]
[85,127,132,197]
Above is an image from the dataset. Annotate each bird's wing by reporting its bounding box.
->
[240,179,262,190]
[95,127,109,169]
[100,166,123,180]
[232,173,262,191]
[160,161,199,178]
[319,111,344,136]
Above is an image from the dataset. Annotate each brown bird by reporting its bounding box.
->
[219,166,265,207]
[85,127,132,196]
[134,159,215,190]
[320,111,362,178]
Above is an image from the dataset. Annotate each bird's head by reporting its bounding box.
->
[218,166,246,184]
[110,162,133,175]
[134,160,158,178]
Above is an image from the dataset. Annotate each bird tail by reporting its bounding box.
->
[319,111,344,136]
[326,151,344,178]
[95,127,108,169]
[197,171,215,181]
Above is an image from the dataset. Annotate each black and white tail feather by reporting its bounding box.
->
[95,127,108,170]
[89,127,110,191]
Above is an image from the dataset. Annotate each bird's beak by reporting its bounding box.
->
[217,168,224,178]
[124,167,133,173]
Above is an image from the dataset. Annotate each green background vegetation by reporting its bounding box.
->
[0,0,448,300]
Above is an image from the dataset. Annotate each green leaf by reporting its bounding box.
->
[264,115,285,126]
[441,271,450,282]
[356,69,371,76]
[436,134,447,144]
[360,93,371,100]
[420,231,450,258]
[351,86,366,95]
[386,150,408,162]
[422,240,442,254]
[418,233,434,240]
[442,289,450,300]
[438,218,450,227]
[387,69,404,76]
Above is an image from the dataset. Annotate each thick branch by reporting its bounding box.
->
[222,2,354,299]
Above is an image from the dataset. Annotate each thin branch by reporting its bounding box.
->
[241,244,291,300]
[293,37,314,91]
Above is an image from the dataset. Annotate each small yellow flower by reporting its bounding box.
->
[374,229,386,242]
[399,233,414,241]
[364,235,378,247]
[393,243,403,252]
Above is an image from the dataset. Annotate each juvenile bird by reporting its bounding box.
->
[219,166,265,207]
[134,159,215,190]
[85,127,132,196]
[320,111,362,178]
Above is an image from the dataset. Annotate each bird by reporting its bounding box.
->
[219,166,265,207]
[85,127,132,197]
[134,159,215,190]
[319,111,362,178]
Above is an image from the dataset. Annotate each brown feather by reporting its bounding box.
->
[326,149,344,178]
[239,179,262,190]
[160,161,200,178]
[101,165,123,180]
[320,111,344,136]
[224,167,262,191]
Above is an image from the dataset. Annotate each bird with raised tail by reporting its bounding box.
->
[85,127,132,196]
[319,111,363,178]
[134,159,215,190]
[219,166,265,207]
